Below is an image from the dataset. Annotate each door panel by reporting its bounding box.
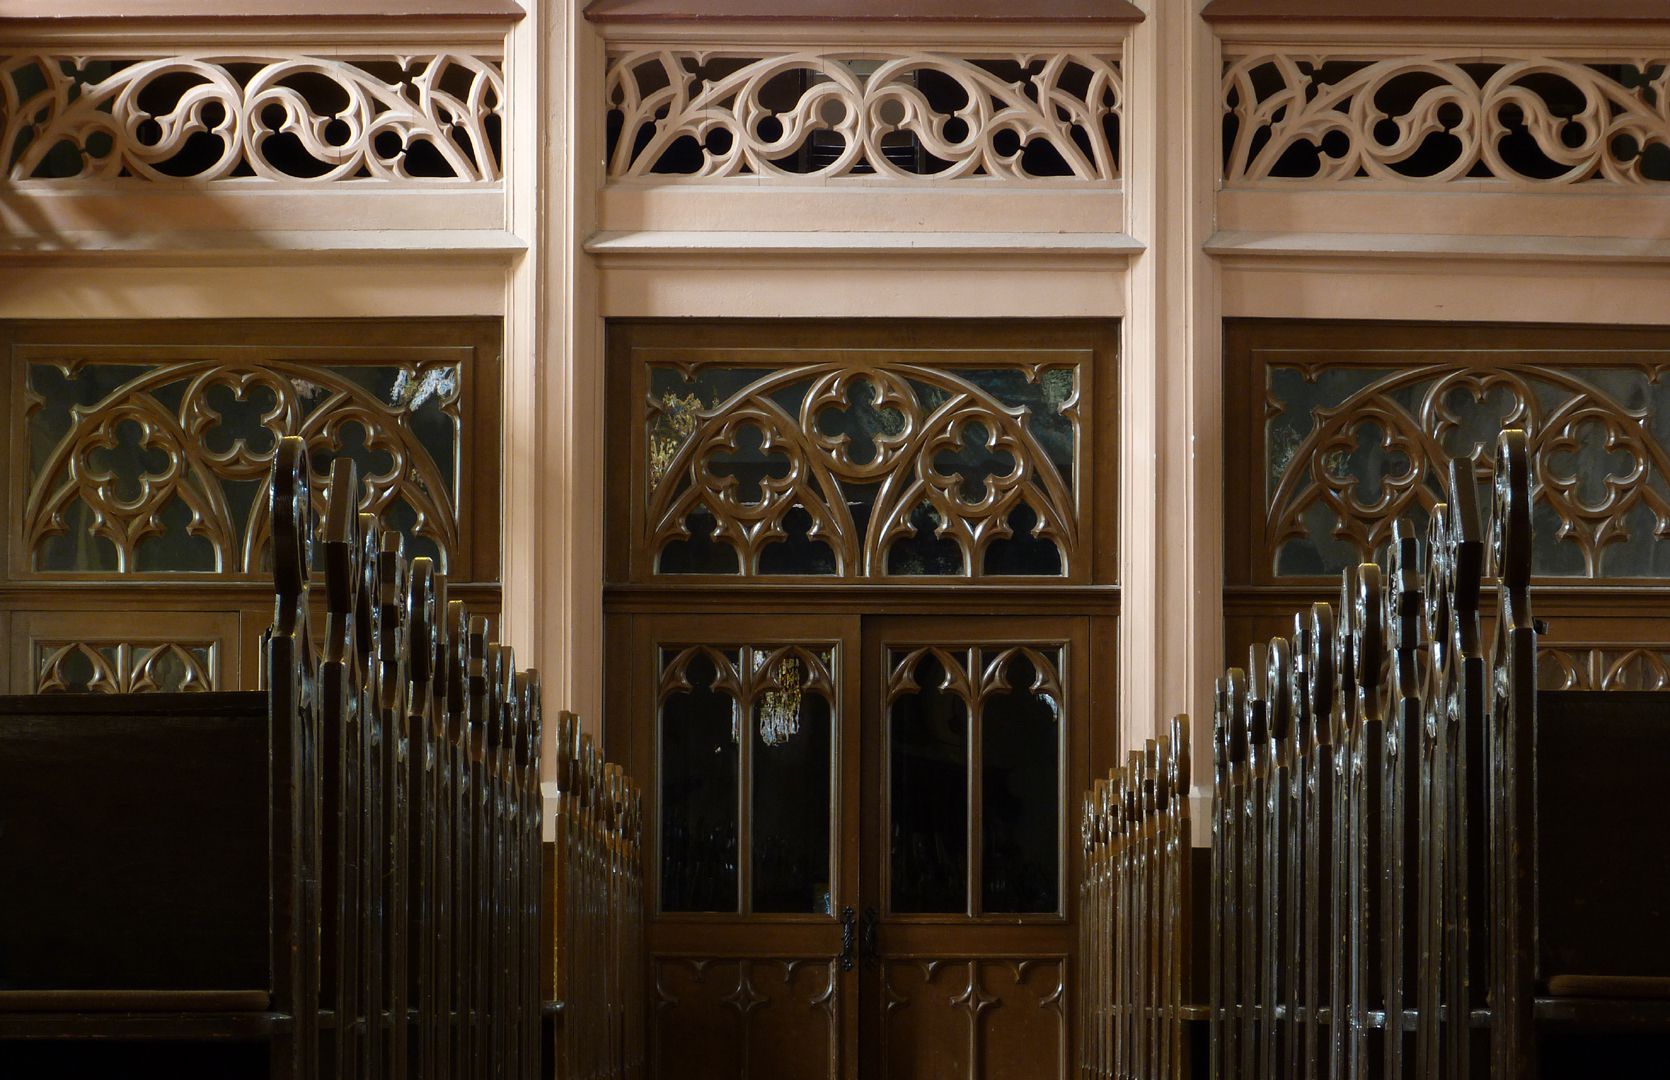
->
[861,616,1089,1080]
[635,613,862,1080]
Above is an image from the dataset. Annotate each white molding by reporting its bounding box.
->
[599,185,1126,236]
[0,228,524,264]
[0,263,507,320]
[1211,21,1670,52]
[586,228,1143,262]
[1209,228,1670,267]
[595,263,1131,319]
[595,23,1131,50]
[0,21,514,50]
[1207,229,1670,268]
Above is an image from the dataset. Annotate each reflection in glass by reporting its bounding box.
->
[889,649,968,914]
[660,649,740,912]
[980,650,1061,914]
[752,693,833,913]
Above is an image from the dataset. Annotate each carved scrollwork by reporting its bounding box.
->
[1223,52,1670,186]
[1264,362,1670,578]
[607,49,1121,182]
[23,357,462,575]
[35,639,216,694]
[647,361,1079,578]
[2,52,504,181]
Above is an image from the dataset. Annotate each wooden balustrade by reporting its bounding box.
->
[1079,716,1195,1080]
[546,711,646,1080]
[1079,428,1670,1079]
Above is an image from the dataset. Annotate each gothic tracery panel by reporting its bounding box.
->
[606,49,1121,182]
[1258,356,1670,580]
[1223,52,1670,187]
[2,52,504,181]
[643,359,1082,579]
[16,344,482,577]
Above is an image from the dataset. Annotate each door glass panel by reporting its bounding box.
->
[659,647,741,913]
[752,686,834,915]
[888,647,970,914]
[980,647,1063,914]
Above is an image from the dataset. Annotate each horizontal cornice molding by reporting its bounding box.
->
[586,0,1141,24]
[1207,230,1670,269]
[0,0,523,22]
[586,229,1144,266]
[1203,0,1669,24]
[0,228,526,267]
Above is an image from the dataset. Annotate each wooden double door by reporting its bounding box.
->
[617,611,1090,1080]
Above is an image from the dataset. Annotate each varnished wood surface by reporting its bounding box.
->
[0,991,273,1013]
[1202,0,1670,22]
[0,0,525,22]
[585,0,1143,23]
[606,319,1115,1079]
[0,691,269,993]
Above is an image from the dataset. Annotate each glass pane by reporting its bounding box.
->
[24,356,462,575]
[645,360,1079,578]
[660,648,740,913]
[980,648,1062,914]
[751,687,834,915]
[889,648,969,914]
[1264,360,1670,579]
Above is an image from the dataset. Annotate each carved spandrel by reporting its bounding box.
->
[3,53,504,181]
[34,639,217,694]
[646,361,1080,579]
[22,356,463,576]
[607,50,1121,183]
[1224,53,1670,187]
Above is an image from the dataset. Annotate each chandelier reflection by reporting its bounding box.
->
[756,653,802,747]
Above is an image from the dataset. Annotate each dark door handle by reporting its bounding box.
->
[839,906,856,971]
[861,906,879,967]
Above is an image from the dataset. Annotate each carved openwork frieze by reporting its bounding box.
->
[2,52,504,181]
[644,360,1081,578]
[34,639,216,694]
[21,355,463,575]
[1260,361,1670,579]
[1539,644,1670,691]
[606,48,1121,182]
[1223,52,1670,186]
